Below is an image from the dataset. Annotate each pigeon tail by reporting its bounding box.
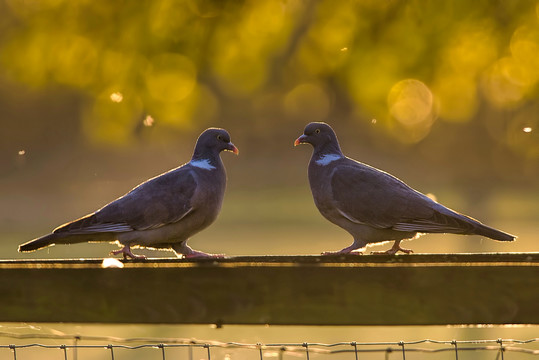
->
[19,232,115,252]
[18,233,61,252]
[472,222,516,242]
[440,207,516,242]
[441,209,516,242]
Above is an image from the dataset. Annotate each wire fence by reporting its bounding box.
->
[1,333,538,360]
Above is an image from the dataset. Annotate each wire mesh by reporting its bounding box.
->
[1,333,538,360]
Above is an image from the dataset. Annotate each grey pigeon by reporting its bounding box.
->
[19,128,239,259]
[294,122,515,255]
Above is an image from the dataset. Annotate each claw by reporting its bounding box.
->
[110,245,147,260]
[322,249,363,256]
[322,242,365,256]
[182,250,225,259]
[175,242,225,259]
[371,240,413,255]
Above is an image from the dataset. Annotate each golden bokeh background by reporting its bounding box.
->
[2,0,537,258]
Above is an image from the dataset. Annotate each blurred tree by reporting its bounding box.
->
[0,0,537,184]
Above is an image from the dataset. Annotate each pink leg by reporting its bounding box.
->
[175,242,225,259]
[371,240,413,255]
[322,242,365,256]
[183,250,225,259]
[110,245,147,260]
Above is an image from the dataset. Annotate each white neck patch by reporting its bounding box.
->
[315,154,342,166]
[190,159,216,170]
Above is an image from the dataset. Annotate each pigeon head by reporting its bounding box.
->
[193,128,239,159]
[294,122,342,155]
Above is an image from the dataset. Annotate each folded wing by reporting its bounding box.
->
[330,162,476,234]
[54,168,197,235]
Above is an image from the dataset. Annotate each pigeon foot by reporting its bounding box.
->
[110,245,147,260]
[176,242,225,259]
[322,249,363,256]
[321,243,364,256]
[371,241,413,255]
[183,250,225,259]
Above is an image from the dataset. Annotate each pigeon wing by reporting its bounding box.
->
[54,167,198,234]
[329,162,434,229]
[330,161,481,234]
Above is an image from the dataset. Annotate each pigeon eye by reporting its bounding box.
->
[217,135,223,141]
[315,129,320,134]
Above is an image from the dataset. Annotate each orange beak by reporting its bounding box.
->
[294,135,307,146]
[227,142,239,155]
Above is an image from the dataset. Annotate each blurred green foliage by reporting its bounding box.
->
[1,0,538,183]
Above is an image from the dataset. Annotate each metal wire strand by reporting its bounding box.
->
[303,342,310,360]
[279,346,286,360]
[351,341,358,360]
[451,340,458,360]
[258,342,264,360]
[2,338,539,358]
[9,344,16,360]
[73,335,79,360]
[60,344,68,360]
[108,344,114,360]
[496,338,505,360]
[158,343,166,360]
[188,341,194,360]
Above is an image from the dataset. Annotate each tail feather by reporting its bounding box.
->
[472,222,516,242]
[435,207,516,242]
[19,232,116,252]
[403,203,517,242]
[18,233,61,252]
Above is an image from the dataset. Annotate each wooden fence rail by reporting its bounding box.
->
[1,253,538,325]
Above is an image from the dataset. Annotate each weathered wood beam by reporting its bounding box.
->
[2,253,538,325]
